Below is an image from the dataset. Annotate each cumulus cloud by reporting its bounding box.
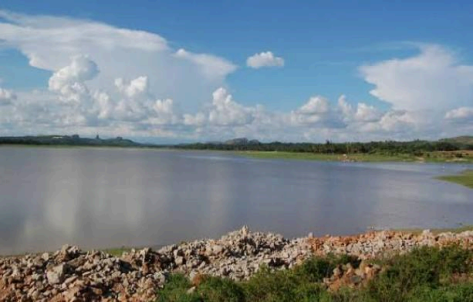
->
[289,96,340,126]
[360,44,473,111]
[298,96,329,115]
[0,10,236,112]
[208,88,256,126]
[445,107,473,121]
[246,51,284,69]
[48,56,99,104]
[183,88,258,127]
[0,87,16,105]
[42,56,180,130]
[337,95,382,123]
[377,110,416,132]
[0,10,471,142]
[114,77,149,99]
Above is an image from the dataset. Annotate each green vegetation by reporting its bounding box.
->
[238,151,419,162]
[440,136,473,145]
[179,138,473,154]
[3,135,473,163]
[437,170,473,189]
[238,150,473,163]
[156,245,473,302]
[178,137,473,163]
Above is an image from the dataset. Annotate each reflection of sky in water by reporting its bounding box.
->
[0,147,473,254]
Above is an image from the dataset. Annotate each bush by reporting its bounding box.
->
[157,274,200,302]
[294,255,358,283]
[364,245,473,302]
[197,276,245,302]
[407,284,473,302]
[157,246,473,302]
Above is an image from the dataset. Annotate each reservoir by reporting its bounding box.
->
[0,147,472,254]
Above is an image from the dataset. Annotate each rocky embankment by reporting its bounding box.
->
[1,227,472,301]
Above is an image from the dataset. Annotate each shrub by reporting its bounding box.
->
[196,276,245,302]
[157,274,200,302]
[156,246,473,302]
[294,255,358,283]
[364,245,473,302]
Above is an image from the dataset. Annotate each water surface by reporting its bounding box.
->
[1,147,472,254]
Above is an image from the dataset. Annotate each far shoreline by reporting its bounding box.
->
[2,144,473,164]
[236,150,473,164]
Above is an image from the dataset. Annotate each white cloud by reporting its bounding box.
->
[175,49,237,80]
[354,103,382,122]
[0,10,236,112]
[114,76,149,99]
[246,51,284,69]
[445,107,473,121]
[337,95,352,117]
[0,10,168,70]
[298,96,329,115]
[42,56,179,129]
[288,96,346,129]
[48,55,98,104]
[337,96,382,123]
[209,88,257,126]
[0,87,16,105]
[377,110,416,132]
[183,88,257,127]
[360,44,473,111]
[0,10,471,142]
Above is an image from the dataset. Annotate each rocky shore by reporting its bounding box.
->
[1,227,472,301]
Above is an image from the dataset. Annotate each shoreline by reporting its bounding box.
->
[436,170,473,188]
[1,226,472,301]
[2,145,473,164]
[237,150,473,164]
[3,225,473,258]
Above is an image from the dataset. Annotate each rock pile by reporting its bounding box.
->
[309,229,473,259]
[152,226,312,281]
[0,227,312,301]
[0,227,472,301]
[0,244,168,301]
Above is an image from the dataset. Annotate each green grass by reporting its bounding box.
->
[156,245,473,302]
[238,150,473,164]
[238,151,418,163]
[437,170,473,189]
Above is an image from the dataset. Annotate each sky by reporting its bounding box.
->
[0,1,472,143]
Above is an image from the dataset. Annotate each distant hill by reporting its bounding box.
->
[439,136,473,145]
[0,135,144,147]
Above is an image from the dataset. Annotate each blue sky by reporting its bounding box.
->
[0,1,472,142]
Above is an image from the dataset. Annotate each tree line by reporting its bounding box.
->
[176,139,473,156]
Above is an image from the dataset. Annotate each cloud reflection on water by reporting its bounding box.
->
[0,147,472,254]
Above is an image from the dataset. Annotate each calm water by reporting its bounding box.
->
[0,147,472,254]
